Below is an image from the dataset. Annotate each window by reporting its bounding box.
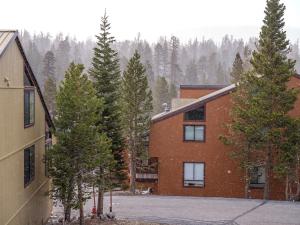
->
[24,89,35,127]
[184,162,204,187]
[250,166,265,187]
[184,125,205,141]
[184,106,205,121]
[24,145,35,187]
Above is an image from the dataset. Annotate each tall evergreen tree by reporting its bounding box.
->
[169,36,181,85]
[43,51,57,116]
[154,43,163,76]
[222,0,298,200]
[231,53,244,83]
[55,37,70,81]
[48,63,111,225]
[185,60,198,84]
[89,11,126,215]
[153,76,171,114]
[121,51,153,194]
[250,0,297,199]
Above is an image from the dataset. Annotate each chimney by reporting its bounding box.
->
[162,103,170,112]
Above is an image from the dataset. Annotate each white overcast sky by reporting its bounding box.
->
[1,0,300,43]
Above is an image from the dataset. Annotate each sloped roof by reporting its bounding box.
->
[180,84,227,90]
[0,30,18,57]
[0,30,54,128]
[153,73,300,123]
[152,84,236,123]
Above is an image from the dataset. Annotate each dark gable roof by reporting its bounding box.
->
[0,30,54,128]
[153,73,300,123]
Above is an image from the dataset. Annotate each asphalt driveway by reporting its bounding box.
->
[54,195,300,225]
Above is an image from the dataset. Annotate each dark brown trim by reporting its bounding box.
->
[15,35,54,129]
[249,184,265,189]
[180,84,227,90]
[182,162,205,188]
[183,125,206,142]
[293,74,300,79]
[24,145,35,188]
[24,88,35,128]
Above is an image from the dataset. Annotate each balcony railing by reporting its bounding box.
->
[135,157,158,182]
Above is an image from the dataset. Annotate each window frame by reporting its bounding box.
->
[183,105,206,122]
[24,87,35,128]
[183,125,206,142]
[24,145,35,188]
[249,166,265,188]
[183,162,205,188]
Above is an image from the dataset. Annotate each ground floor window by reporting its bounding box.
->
[184,125,205,141]
[183,162,204,187]
[249,166,265,187]
[24,145,35,187]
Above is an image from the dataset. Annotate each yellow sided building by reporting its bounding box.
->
[0,30,53,225]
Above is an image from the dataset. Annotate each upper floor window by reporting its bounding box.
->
[184,125,205,142]
[24,89,35,127]
[184,162,204,187]
[24,145,35,187]
[250,166,265,187]
[184,105,205,121]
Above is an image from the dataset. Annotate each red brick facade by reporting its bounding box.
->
[148,76,300,200]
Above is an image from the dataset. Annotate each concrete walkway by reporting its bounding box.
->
[54,195,300,225]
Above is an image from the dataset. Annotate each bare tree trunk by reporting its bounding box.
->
[263,147,272,200]
[64,205,71,222]
[109,189,113,212]
[295,153,300,201]
[64,178,73,222]
[285,174,289,201]
[77,175,84,225]
[97,189,104,217]
[244,168,249,199]
[130,150,136,194]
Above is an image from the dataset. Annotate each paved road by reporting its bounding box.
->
[54,195,300,225]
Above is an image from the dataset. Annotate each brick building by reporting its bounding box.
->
[140,75,300,200]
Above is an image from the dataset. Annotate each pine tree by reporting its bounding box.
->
[223,0,297,200]
[89,11,126,215]
[250,0,298,200]
[121,51,153,194]
[169,36,181,85]
[220,70,266,198]
[153,76,171,114]
[43,51,57,116]
[216,63,226,85]
[231,53,244,83]
[154,43,163,76]
[48,63,111,224]
[198,56,208,84]
[55,37,70,81]
[276,118,300,200]
[185,60,198,84]
[162,38,169,77]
